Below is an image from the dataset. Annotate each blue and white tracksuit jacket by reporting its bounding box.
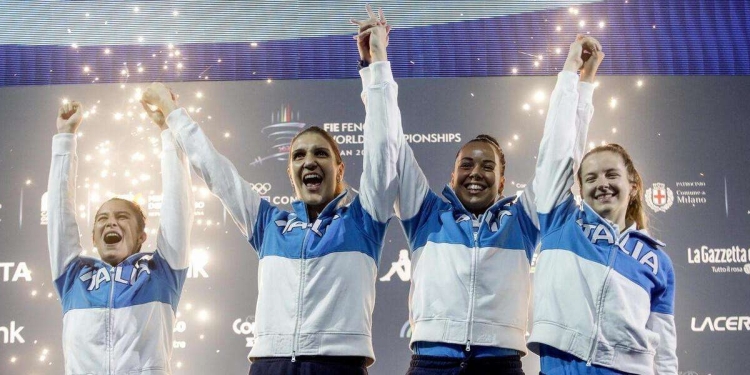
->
[47,131,194,375]
[528,71,678,374]
[164,61,399,366]
[388,72,594,356]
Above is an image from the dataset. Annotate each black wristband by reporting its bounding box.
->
[357,59,370,71]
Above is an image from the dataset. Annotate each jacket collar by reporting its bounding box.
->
[581,201,665,247]
[291,189,353,222]
[84,250,150,268]
[621,223,665,247]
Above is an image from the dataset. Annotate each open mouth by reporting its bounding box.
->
[103,231,123,245]
[464,183,487,194]
[302,173,323,192]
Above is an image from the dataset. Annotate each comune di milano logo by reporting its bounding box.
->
[645,180,709,213]
[645,182,674,212]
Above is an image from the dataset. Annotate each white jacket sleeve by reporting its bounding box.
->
[155,130,194,270]
[533,71,589,216]
[518,76,595,235]
[47,133,84,280]
[648,312,678,374]
[166,108,263,240]
[574,81,596,172]
[360,63,430,222]
[649,264,678,374]
[358,61,401,223]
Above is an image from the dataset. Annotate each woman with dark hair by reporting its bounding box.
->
[528,40,678,374]
[382,34,604,374]
[142,7,398,375]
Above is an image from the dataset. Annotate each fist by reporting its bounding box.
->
[57,101,83,134]
[142,82,177,116]
[140,100,167,131]
[580,38,604,83]
[564,35,586,71]
[564,35,603,77]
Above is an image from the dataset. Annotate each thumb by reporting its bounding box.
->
[140,100,159,116]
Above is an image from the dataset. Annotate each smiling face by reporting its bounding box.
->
[450,141,505,216]
[92,199,147,266]
[288,131,345,214]
[580,150,635,228]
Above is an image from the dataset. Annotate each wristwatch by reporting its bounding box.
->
[358,59,370,71]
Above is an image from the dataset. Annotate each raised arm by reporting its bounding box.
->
[142,84,267,246]
[352,7,430,223]
[573,38,603,171]
[533,36,603,220]
[141,101,194,269]
[351,6,401,223]
[47,102,85,281]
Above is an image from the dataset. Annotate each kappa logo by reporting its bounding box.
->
[399,320,412,339]
[250,183,272,196]
[645,182,674,212]
[380,250,411,282]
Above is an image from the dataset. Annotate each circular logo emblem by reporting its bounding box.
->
[743,263,750,275]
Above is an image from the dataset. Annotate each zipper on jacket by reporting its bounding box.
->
[586,238,619,366]
[465,218,482,352]
[107,266,116,374]
[291,227,312,362]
